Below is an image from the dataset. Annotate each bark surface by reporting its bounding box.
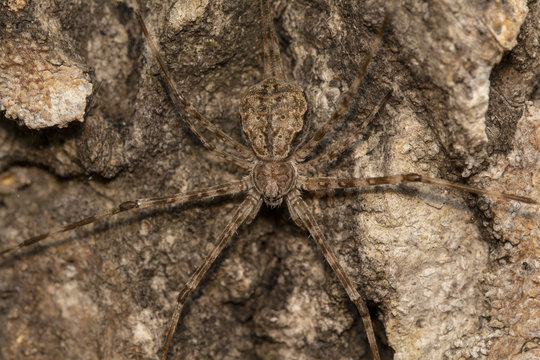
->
[0,0,538,359]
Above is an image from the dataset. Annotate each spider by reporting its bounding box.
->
[1,0,538,359]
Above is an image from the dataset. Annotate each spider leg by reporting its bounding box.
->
[299,174,538,205]
[136,11,255,168]
[294,0,398,163]
[260,0,284,79]
[0,178,251,256]
[286,189,381,360]
[287,196,303,228]
[161,190,263,360]
[298,91,391,173]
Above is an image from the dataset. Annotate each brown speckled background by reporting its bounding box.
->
[0,0,538,359]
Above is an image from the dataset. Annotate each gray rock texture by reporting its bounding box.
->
[0,0,538,359]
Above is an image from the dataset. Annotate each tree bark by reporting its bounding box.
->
[0,0,538,359]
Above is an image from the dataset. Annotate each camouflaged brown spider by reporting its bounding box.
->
[1,0,537,359]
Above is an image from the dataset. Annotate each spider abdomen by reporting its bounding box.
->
[240,77,307,160]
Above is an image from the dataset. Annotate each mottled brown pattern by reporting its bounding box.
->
[241,78,307,160]
[1,1,538,360]
[0,179,250,256]
[260,0,283,79]
[286,189,377,346]
[299,91,392,172]
[300,175,537,204]
[252,162,295,206]
[293,0,395,163]
[162,191,262,358]
[137,12,254,167]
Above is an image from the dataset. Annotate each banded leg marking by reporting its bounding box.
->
[298,91,391,173]
[286,189,381,360]
[161,191,263,360]
[299,174,538,204]
[294,0,398,163]
[136,11,254,168]
[0,178,251,256]
[260,0,284,79]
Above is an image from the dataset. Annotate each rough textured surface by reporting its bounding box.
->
[0,16,92,129]
[0,0,538,360]
[475,103,540,360]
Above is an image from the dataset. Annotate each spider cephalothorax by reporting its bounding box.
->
[252,161,296,206]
